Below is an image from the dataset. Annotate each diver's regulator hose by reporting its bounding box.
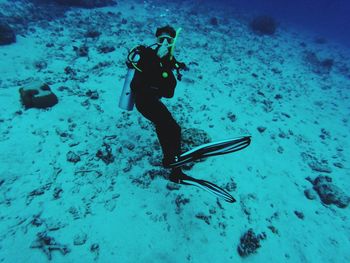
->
[127,46,142,72]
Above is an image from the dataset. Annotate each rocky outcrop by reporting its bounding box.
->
[19,80,59,109]
[312,176,350,208]
[303,51,334,74]
[249,15,277,35]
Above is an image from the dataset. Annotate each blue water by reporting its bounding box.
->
[214,0,350,46]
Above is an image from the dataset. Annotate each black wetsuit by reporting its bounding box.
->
[130,46,182,164]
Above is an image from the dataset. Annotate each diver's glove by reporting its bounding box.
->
[177,62,189,71]
[175,62,188,81]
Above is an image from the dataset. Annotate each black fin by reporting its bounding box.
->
[179,176,236,203]
[169,136,251,168]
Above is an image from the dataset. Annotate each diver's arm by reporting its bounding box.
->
[171,57,188,81]
[130,46,154,91]
[128,45,156,73]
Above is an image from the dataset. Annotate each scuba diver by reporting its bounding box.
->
[129,25,189,183]
[122,25,251,203]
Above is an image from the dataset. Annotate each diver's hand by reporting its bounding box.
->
[177,62,189,71]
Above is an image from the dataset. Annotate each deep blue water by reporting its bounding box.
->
[210,0,350,46]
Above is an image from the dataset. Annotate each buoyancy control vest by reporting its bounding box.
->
[130,45,177,98]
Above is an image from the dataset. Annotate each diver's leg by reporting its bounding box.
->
[155,118,181,165]
[134,93,186,182]
[134,94,182,164]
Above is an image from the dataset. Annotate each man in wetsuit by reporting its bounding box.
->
[130,25,188,183]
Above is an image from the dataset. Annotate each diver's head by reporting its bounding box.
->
[155,25,176,58]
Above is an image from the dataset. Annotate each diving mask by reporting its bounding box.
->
[156,34,173,58]
[155,27,182,59]
[157,35,174,47]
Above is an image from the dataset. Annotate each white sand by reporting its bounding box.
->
[0,0,349,262]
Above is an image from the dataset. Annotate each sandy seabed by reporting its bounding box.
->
[0,0,350,262]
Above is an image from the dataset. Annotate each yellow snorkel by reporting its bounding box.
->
[170,27,182,61]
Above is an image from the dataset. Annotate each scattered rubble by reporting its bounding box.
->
[237,229,266,257]
[301,152,332,173]
[30,232,70,260]
[96,143,115,164]
[73,232,88,246]
[67,151,81,163]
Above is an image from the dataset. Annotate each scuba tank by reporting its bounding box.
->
[118,67,135,111]
[118,49,140,111]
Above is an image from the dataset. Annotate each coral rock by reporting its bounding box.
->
[181,128,211,153]
[19,80,58,109]
[313,176,350,208]
[237,229,266,257]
